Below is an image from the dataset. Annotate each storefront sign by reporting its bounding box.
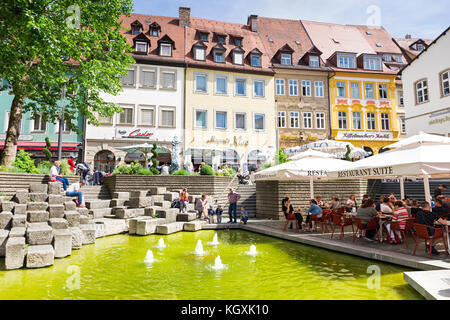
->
[336,131,393,141]
[308,170,327,176]
[234,136,249,146]
[0,134,33,141]
[206,136,230,144]
[337,166,394,178]
[428,109,450,126]
[116,128,154,139]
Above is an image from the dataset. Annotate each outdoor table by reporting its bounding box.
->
[377,214,392,243]
[435,220,450,249]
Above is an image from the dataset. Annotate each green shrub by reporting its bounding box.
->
[0,166,9,172]
[59,159,73,176]
[12,150,38,174]
[43,137,52,162]
[172,169,190,176]
[150,167,160,175]
[222,168,236,177]
[37,162,51,175]
[200,165,214,176]
[113,161,157,175]
[258,163,273,171]
[137,167,154,175]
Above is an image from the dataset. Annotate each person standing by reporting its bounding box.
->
[50,160,70,191]
[180,188,189,213]
[434,185,447,200]
[68,156,76,173]
[215,203,223,224]
[228,188,241,224]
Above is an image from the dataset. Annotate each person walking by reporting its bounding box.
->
[228,188,241,224]
[50,160,70,191]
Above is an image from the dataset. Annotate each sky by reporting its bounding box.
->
[132,0,450,39]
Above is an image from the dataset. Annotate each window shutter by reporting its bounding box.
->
[142,71,155,87]
[141,109,154,125]
[162,110,174,126]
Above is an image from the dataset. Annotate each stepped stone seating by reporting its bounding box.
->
[26,245,54,268]
[156,222,184,235]
[5,237,25,270]
[184,220,207,232]
[9,227,26,238]
[177,212,197,222]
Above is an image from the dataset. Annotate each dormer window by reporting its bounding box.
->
[217,36,226,44]
[251,54,261,67]
[149,22,161,37]
[235,38,242,46]
[394,55,403,63]
[281,54,292,65]
[383,54,392,62]
[160,43,172,56]
[200,33,208,42]
[194,47,205,61]
[416,42,423,51]
[363,55,382,71]
[232,48,244,65]
[151,29,159,37]
[337,53,356,69]
[131,20,143,35]
[135,41,148,53]
[309,56,319,68]
[215,51,225,63]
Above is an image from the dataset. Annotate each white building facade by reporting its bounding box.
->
[402,28,450,137]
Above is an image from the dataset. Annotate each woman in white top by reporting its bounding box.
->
[380,196,393,214]
[66,182,85,207]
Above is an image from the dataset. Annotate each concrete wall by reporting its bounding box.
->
[256,179,368,220]
[0,172,79,197]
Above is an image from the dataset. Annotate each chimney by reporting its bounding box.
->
[405,34,412,39]
[179,7,190,28]
[248,15,258,32]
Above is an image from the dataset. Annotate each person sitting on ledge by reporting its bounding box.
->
[50,160,70,191]
[66,181,85,208]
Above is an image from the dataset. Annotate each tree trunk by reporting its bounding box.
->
[0,95,24,167]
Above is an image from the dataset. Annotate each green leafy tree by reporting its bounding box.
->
[0,0,135,166]
[149,143,159,175]
[200,165,214,176]
[275,148,289,165]
[345,145,352,161]
[42,137,52,162]
[12,150,38,173]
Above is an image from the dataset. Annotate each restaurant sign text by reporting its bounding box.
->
[337,166,394,178]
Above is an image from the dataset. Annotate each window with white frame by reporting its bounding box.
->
[139,106,155,126]
[314,81,324,97]
[281,54,292,65]
[141,70,156,88]
[135,41,148,53]
[416,42,424,51]
[160,108,175,127]
[235,112,247,130]
[195,109,207,128]
[365,83,374,99]
[303,112,312,129]
[118,106,134,125]
[121,69,135,86]
[398,90,404,106]
[161,71,175,89]
[235,78,247,96]
[254,113,265,130]
[352,112,362,130]
[379,84,388,100]
[215,76,227,94]
[337,54,356,68]
[194,73,208,93]
[316,113,325,129]
[394,55,403,63]
[233,52,244,65]
[367,112,376,130]
[350,82,360,98]
[309,56,319,68]
[215,111,227,129]
[194,47,206,61]
[276,79,285,95]
[441,70,449,96]
[288,80,298,96]
[364,57,382,70]
[400,117,406,134]
[337,81,346,97]
[200,33,208,42]
[214,50,225,63]
[301,80,311,97]
[338,111,347,129]
[277,111,286,128]
[290,112,299,128]
[160,43,172,56]
[416,80,428,103]
[383,54,392,62]
[254,80,265,98]
[381,113,389,131]
[32,113,47,132]
[251,54,261,67]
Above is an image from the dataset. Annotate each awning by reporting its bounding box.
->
[0,141,81,151]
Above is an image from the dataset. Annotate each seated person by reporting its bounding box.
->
[66,182,85,208]
[409,199,420,219]
[328,197,341,211]
[50,160,70,191]
[240,206,249,225]
[281,197,303,230]
[380,196,393,215]
[307,199,323,230]
[316,196,325,207]
[432,198,448,217]
[346,195,357,212]
[386,201,410,244]
[356,198,380,241]
[417,201,447,255]
[361,194,369,205]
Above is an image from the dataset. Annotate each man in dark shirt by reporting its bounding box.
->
[417,201,447,255]
[433,185,447,200]
[432,198,449,217]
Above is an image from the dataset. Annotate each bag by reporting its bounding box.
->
[171,199,181,209]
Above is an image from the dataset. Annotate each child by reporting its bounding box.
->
[240,206,249,225]
[215,203,223,224]
[207,205,215,224]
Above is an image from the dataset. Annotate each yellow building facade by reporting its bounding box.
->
[183,67,276,170]
[329,72,400,154]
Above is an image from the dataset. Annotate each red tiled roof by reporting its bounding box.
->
[393,37,434,56]
[354,25,402,54]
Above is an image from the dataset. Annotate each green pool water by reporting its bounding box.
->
[0,230,422,300]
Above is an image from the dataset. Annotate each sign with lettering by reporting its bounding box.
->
[307,170,327,176]
[337,166,394,178]
[115,128,154,139]
[336,131,394,141]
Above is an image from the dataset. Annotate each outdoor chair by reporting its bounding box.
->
[283,213,299,232]
[331,214,354,240]
[352,217,379,244]
[321,209,333,233]
[309,214,323,233]
[389,218,416,248]
[412,223,449,258]
[333,207,345,215]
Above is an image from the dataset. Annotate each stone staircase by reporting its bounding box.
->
[374,179,450,201]
[80,185,111,201]
[236,184,256,218]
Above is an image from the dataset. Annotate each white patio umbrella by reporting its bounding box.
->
[386,131,450,149]
[285,140,367,159]
[116,143,155,169]
[255,149,354,198]
[327,144,450,202]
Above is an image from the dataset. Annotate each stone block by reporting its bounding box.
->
[150,187,166,195]
[128,216,153,235]
[129,197,152,208]
[9,227,26,238]
[26,245,54,268]
[130,190,148,198]
[144,206,159,217]
[188,195,200,204]
[76,207,89,216]
[80,215,89,225]
[52,229,72,258]
[164,193,179,202]
[177,212,197,222]
[80,224,96,244]
[5,237,25,270]
[110,199,125,207]
[64,211,80,227]
[26,224,53,245]
[91,222,105,238]
[153,201,171,209]
[114,208,145,219]
[13,204,27,215]
[12,214,26,228]
[136,218,166,236]
[1,201,14,212]
[48,204,65,218]
[28,193,48,203]
[86,200,111,210]
[30,184,48,194]
[91,208,112,219]
[64,201,77,211]
[151,195,164,203]
[0,230,9,257]
[48,194,64,205]
[156,208,179,223]
[113,192,129,200]
[0,211,13,229]
[12,190,28,204]
[27,211,49,223]
[103,218,128,236]
[69,227,83,249]
[48,182,62,195]
[156,222,184,235]
[184,220,207,232]
[27,202,48,211]
[49,218,69,229]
